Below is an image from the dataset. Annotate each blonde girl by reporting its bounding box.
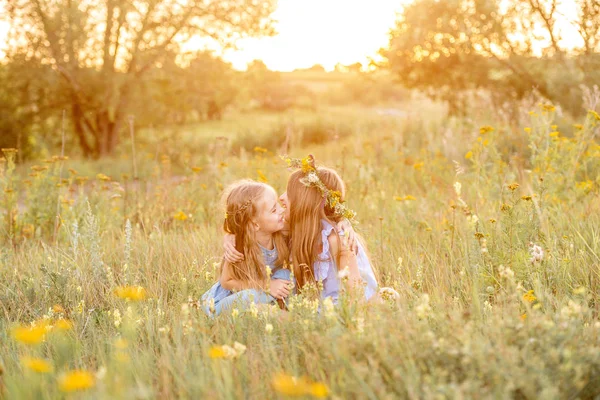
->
[202,180,291,316]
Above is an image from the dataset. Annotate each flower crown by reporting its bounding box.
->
[281,155,357,222]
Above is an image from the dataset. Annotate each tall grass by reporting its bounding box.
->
[1,101,599,398]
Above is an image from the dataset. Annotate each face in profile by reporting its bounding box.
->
[254,187,285,234]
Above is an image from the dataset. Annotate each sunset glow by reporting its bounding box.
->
[222,0,404,71]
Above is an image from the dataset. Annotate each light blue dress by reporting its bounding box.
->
[201,244,290,316]
[314,220,378,303]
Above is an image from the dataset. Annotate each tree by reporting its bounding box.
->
[381,0,600,116]
[3,0,277,157]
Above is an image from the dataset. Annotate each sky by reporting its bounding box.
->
[219,0,404,71]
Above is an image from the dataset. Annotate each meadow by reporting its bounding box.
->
[1,94,600,399]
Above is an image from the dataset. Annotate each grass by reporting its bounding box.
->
[1,100,600,399]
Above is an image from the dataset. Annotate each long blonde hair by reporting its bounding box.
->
[222,180,289,287]
[287,167,346,290]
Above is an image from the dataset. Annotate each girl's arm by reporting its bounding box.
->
[219,261,290,299]
[328,234,362,285]
[219,261,253,291]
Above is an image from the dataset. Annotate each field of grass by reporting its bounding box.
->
[1,100,600,399]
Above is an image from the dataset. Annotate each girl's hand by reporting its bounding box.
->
[337,219,358,254]
[223,234,244,263]
[269,279,291,299]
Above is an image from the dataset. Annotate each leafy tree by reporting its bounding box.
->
[382,0,600,116]
[3,0,276,157]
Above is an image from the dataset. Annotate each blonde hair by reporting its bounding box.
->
[222,180,289,288]
[287,167,346,290]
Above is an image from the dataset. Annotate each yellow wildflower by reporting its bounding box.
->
[54,319,73,331]
[114,286,147,301]
[588,110,600,121]
[413,162,424,170]
[58,370,96,392]
[479,125,494,135]
[208,346,226,359]
[549,131,559,137]
[271,373,329,398]
[191,166,203,173]
[465,151,473,159]
[507,183,519,191]
[489,218,496,223]
[521,195,532,201]
[52,304,66,314]
[540,104,555,112]
[524,127,531,133]
[403,195,416,201]
[96,173,111,181]
[254,146,268,153]
[523,290,536,303]
[21,357,53,373]
[11,324,47,345]
[173,211,188,221]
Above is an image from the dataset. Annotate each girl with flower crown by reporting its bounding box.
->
[201,180,292,316]
[224,156,378,303]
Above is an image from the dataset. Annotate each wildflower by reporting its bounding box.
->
[112,309,122,327]
[529,242,544,263]
[575,180,594,192]
[520,313,527,321]
[338,266,350,280]
[96,173,111,181]
[254,146,268,153]
[489,218,496,223]
[540,104,555,112]
[191,166,203,173]
[231,308,239,319]
[573,124,583,130]
[233,342,246,356]
[173,211,188,221]
[54,319,73,331]
[114,286,147,301]
[521,195,532,201]
[58,370,96,392]
[465,151,473,159]
[479,125,494,135]
[549,131,559,137]
[11,324,47,345]
[209,342,246,359]
[271,373,329,398]
[500,203,511,211]
[379,287,400,302]
[524,127,531,133]
[507,183,519,191]
[523,290,536,303]
[265,323,274,333]
[413,162,424,170]
[573,286,586,295]
[403,195,416,201]
[21,357,53,373]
